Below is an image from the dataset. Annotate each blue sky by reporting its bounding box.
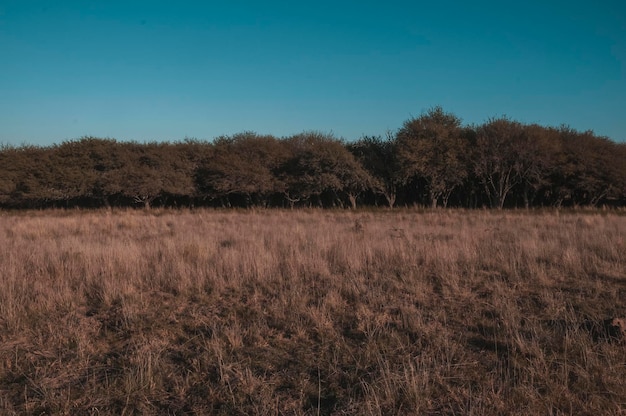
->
[1,0,625,146]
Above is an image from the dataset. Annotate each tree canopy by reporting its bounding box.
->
[1,110,624,209]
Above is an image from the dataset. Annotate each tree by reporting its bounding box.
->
[348,134,401,208]
[549,128,623,207]
[195,132,288,207]
[472,117,529,209]
[510,125,557,207]
[0,144,20,206]
[396,106,468,208]
[98,141,189,209]
[279,132,372,208]
[0,145,51,207]
[613,143,626,206]
[45,137,125,207]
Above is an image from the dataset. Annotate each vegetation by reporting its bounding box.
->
[2,109,624,414]
[1,108,625,209]
[396,107,469,208]
[0,208,625,414]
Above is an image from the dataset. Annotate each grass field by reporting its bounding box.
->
[1,208,625,415]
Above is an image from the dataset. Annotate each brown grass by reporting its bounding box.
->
[1,208,625,415]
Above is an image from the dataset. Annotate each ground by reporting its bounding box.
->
[0,208,625,415]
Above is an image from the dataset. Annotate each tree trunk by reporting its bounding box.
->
[284,192,300,210]
[523,184,530,209]
[384,192,396,209]
[348,193,357,210]
[442,190,452,208]
[497,193,506,210]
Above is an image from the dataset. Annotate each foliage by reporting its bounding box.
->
[396,106,469,208]
[348,134,401,208]
[472,117,529,209]
[195,132,288,207]
[549,128,625,207]
[0,111,624,209]
[278,132,372,208]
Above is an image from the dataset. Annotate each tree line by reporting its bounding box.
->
[1,107,625,209]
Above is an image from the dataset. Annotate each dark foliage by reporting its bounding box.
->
[1,111,624,209]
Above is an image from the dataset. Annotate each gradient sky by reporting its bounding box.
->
[1,0,625,146]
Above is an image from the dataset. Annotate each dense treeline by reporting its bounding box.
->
[1,107,625,209]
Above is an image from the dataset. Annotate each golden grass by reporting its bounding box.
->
[0,208,625,415]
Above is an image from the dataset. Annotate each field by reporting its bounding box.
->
[1,208,625,415]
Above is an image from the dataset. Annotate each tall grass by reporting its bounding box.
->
[1,208,625,414]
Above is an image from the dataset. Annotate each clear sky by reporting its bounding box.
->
[1,0,625,146]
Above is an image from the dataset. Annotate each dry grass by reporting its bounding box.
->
[0,208,625,415]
